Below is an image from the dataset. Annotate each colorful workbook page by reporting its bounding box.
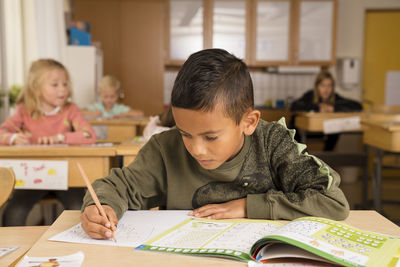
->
[248,259,334,267]
[49,210,191,247]
[251,217,400,267]
[137,216,400,266]
[136,217,283,261]
[16,251,84,267]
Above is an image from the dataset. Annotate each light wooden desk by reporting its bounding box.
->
[0,146,116,187]
[362,120,400,212]
[20,210,400,267]
[363,121,400,153]
[116,139,145,166]
[295,112,400,135]
[294,112,364,137]
[0,226,48,267]
[89,118,149,143]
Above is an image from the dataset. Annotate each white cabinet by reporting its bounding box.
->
[64,46,103,109]
[168,0,204,62]
[166,0,337,66]
[253,0,336,66]
[254,0,291,63]
[297,0,335,62]
[213,0,247,60]
[167,0,248,64]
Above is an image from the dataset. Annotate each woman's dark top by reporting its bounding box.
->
[290,90,362,112]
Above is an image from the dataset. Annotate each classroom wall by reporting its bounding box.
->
[334,0,400,101]
[74,0,400,114]
[73,0,165,116]
[166,0,400,107]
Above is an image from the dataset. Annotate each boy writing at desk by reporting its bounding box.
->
[81,49,349,239]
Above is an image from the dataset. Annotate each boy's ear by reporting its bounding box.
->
[242,109,260,135]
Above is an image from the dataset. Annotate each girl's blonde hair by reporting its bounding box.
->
[17,59,72,118]
[313,71,335,106]
[99,75,121,95]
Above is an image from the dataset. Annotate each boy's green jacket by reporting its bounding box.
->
[82,118,349,220]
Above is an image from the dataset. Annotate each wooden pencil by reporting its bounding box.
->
[7,120,22,133]
[77,162,116,241]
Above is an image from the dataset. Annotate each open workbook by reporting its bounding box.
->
[136,216,400,267]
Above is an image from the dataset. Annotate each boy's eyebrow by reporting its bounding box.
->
[176,126,221,135]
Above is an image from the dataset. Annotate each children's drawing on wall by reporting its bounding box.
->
[0,159,68,190]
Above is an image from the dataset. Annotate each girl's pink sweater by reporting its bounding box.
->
[0,103,96,145]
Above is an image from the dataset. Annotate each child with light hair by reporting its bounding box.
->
[0,58,96,226]
[83,75,144,118]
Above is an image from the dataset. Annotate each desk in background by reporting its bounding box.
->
[116,138,145,166]
[362,119,400,213]
[294,112,364,142]
[19,210,400,267]
[0,146,116,187]
[295,112,400,136]
[88,118,149,144]
[0,226,48,267]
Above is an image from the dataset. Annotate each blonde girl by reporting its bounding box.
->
[83,75,144,118]
[1,58,96,226]
[0,59,96,145]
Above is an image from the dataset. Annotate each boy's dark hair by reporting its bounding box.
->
[171,49,254,125]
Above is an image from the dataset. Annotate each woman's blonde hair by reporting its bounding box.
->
[17,59,72,118]
[99,75,121,95]
[313,71,335,106]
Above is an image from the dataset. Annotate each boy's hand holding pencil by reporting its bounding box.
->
[80,205,118,240]
[77,163,118,241]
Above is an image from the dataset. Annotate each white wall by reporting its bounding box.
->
[334,0,400,101]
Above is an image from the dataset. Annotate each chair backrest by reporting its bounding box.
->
[0,167,16,208]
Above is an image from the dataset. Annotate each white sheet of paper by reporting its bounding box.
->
[0,159,68,190]
[0,246,19,258]
[49,210,191,247]
[16,251,84,267]
[322,116,360,134]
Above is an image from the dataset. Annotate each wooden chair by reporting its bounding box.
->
[0,167,16,208]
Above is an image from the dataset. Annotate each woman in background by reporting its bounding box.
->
[291,71,362,113]
[290,71,362,151]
